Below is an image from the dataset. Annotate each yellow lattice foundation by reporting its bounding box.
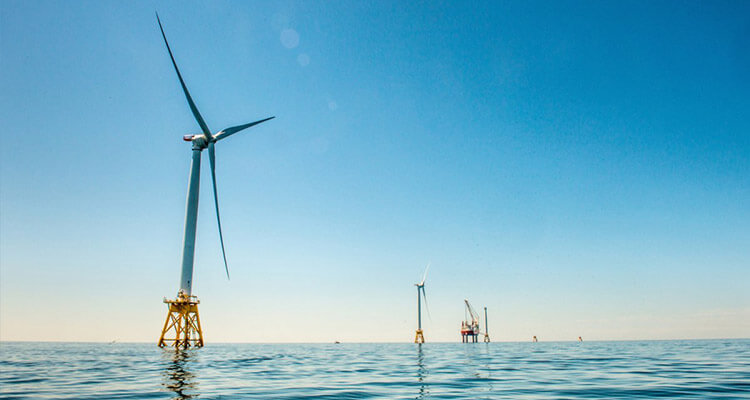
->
[414,329,425,344]
[158,293,204,348]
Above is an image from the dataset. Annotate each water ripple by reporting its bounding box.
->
[1,340,749,399]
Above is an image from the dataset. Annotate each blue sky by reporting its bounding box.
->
[1,0,748,342]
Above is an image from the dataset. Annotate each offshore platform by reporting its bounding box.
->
[460,299,480,343]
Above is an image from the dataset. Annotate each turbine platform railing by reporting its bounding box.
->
[163,294,200,304]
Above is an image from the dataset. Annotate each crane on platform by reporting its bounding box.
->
[461,299,480,343]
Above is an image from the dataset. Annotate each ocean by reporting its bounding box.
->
[1,340,748,399]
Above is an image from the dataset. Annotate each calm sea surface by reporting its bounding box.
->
[1,340,748,399]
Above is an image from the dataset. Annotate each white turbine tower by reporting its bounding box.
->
[414,263,430,344]
[156,14,274,348]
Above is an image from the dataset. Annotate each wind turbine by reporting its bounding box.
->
[414,263,430,344]
[155,14,274,348]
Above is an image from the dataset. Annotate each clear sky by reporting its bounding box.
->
[1,1,748,343]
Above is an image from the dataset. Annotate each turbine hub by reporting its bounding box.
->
[188,135,209,150]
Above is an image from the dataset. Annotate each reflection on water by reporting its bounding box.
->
[162,349,198,399]
[481,343,494,393]
[459,342,494,394]
[416,344,429,399]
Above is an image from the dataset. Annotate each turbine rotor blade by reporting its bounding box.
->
[208,142,230,279]
[421,287,432,321]
[214,116,275,142]
[156,13,212,139]
[420,262,431,285]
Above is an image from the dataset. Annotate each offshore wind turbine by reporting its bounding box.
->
[155,14,274,348]
[414,263,430,344]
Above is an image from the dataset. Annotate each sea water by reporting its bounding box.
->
[1,340,748,399]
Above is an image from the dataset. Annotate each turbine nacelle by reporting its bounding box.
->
[183,134,210,148]
[183,134,204,141]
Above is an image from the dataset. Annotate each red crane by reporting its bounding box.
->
[461,299,480,343]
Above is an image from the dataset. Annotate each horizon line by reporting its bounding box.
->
[2,337,748,345]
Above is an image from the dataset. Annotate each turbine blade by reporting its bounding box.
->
[208,143,230,279]
[420,262,431,285]
[214,116,275,142]
[422,287,432,321]
[156,13,212,139]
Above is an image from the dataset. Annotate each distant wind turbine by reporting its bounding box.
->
[414,263,430,344]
